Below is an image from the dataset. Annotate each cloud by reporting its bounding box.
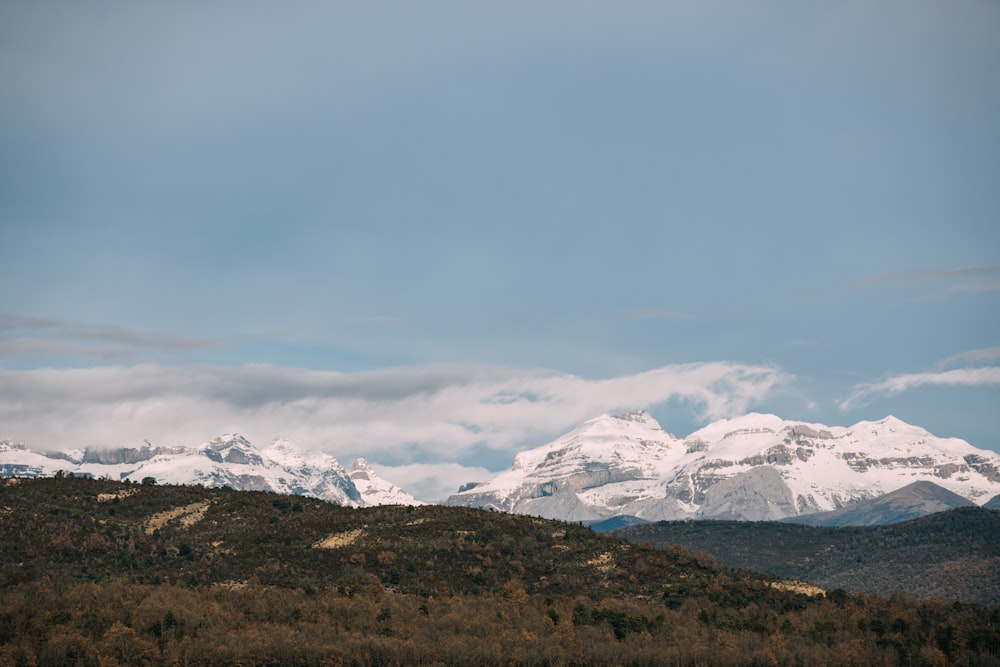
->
[0,314,219,362]
[936,346,1000,370]
[852,266,1000,302]
[0,361,789,466]
[369,462,493,504]
[915,281,1000,302]
[840,367,1000,411]
[622,309,695,321]
[855,266,1000,286]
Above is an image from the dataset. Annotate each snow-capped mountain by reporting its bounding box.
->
[1,440,69,478]
[446,411,1000,522]
[0,435,417,507]
[349,459,424,506]
[447,411,684,521]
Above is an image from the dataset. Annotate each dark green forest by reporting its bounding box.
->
[614,509,1000,606]
[2,477,999,666]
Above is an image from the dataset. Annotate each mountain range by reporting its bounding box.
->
[446,411,1000,522]
[0,434,420,508]
[4,410,1000,523]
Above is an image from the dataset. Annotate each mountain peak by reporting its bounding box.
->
[205,433,254,451]
[350,458,375,477]
[450,411,1000,522]
[349,459,423,506]
[609,410,653,423]
[852,415,924,434]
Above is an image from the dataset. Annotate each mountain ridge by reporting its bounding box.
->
[4,410,1000,521]
[447,411,1000,522]
[614,505,1000,605]
[0,434,420,508]
[783,479,975,527]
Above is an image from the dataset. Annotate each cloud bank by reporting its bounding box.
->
[0,362,788,466]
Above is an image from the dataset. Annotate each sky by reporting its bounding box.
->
[1,1,998,502]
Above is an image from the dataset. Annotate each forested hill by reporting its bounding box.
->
[615,507,1000,605]
[2,477,999,666]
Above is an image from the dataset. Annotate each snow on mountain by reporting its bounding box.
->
[0,440,66,478]
[0,435,418,507]
[446,412,1000,522]
[349,458,424,506]
[447,411,686,521]
[784,480,974,527]
[261,437,362,506]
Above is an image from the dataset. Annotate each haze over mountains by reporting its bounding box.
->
[3,411,999,524]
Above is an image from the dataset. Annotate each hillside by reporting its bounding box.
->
[783,480,974,527]
[615,507,1000,605]
[2,477,1000,666]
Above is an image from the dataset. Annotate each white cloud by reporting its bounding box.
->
[840,367,1000,411]
[935,346,1000,369]
[370,462,492,504]
[0,361,788,467]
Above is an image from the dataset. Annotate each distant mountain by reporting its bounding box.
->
[447,411,683,521]
[349,458,424,506]
[587,515,649,532]
[614,506,1000,605]
[446,411,1000,522]
[783,480,973,526]
[0,435,420,507]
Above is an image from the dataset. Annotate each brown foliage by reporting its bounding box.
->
[2,477,1000,665]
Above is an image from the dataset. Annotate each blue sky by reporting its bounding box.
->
[1,2,998,501]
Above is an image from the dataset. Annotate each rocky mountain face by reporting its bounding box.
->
[0,436,420,507]
[446,411,1000,522]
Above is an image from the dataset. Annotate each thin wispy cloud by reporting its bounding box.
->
[840,367,1000,411]
[936,346,1000,370]
[851,266,1000,302]
[914,281,1000,302]
[856,266,1000,287]
[622,309,695,321]
[0,314,218,362]
[0,362,789,463]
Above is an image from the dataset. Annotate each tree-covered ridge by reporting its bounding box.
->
[615,507,1000,605]
[2,477,999,666]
